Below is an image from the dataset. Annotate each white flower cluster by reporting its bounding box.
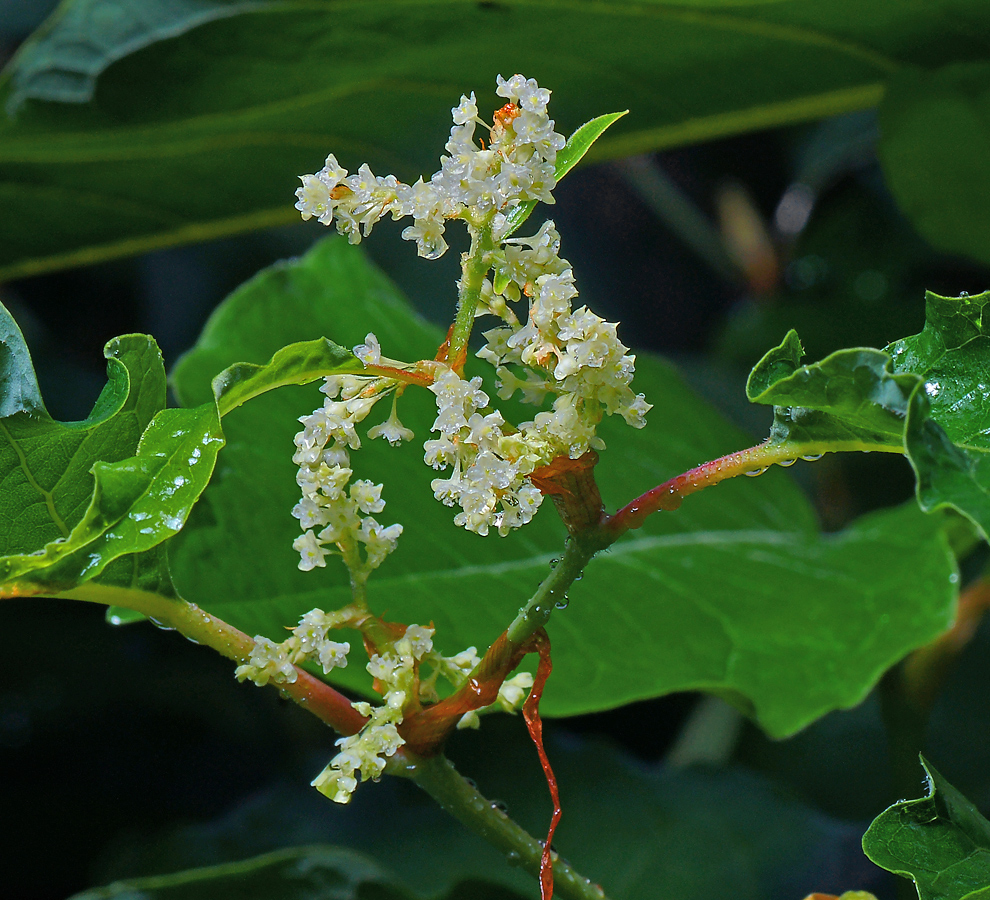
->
[295,75,565,259]
[425,366,545,536]
[311,623,433,803]
[308,620,535,804]
[291,360,412,574]
[479,221,652,456]
[234,607,353,687]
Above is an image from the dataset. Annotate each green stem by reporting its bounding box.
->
[397,753,608,900]
[447,220,495,367]
[506,528,608,645]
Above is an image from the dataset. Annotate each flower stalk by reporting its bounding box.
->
[399,753,610,900]
[447,220,496,370]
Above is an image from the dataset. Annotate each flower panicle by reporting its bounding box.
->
[292,75,650,543]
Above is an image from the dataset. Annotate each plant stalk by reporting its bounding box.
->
[397,753,609,900]
[447,220,495,369]
[61,583,368,736]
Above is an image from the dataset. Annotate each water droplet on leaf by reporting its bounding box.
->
[777,458,796,467]
[744,466,768,477]
[801,453,823,461]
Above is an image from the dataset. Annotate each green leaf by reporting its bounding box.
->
[6,0,263,110]
[68,844,524,900]
[7,0,990,278]
[879,63,990,267]
[0,300,223,598]
[745,328,918,449]
[212,338,363,417]
[170,236,957,737]
[501,111,627,239]
[888,290,990,540]
[863,757,990,900]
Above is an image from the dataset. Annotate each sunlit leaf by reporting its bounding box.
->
[0,301,222,598]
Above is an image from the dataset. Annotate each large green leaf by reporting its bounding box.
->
[169,236,957,737]
[0,300,223,597]
[69,844,524,900]
[863,758,990,900]
[879,63,990,268]
[4,0,990,278]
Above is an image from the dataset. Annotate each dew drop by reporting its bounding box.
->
[491,799,509,813]
[148,617,175,632]
[554,595,570,610]
[505,850,522,867]
[184,635,201,645]
[549,557,559,570]
[464,777,478,790]
[777,458,796,468]
[744,466,768,477]
[108,614,127,626]
[575,573,583,581]
[801,453,823,461]
[950,572,960,585]
[960,291,970,297]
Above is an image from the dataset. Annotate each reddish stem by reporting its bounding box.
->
[400,629,530,753]
[523,629,560,900]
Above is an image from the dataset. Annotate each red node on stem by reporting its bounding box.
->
[529,451,604,535]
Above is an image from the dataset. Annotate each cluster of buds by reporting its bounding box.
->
[234,606,355,686]
[295,75,565,259]
[290,363,410,574]
[307,620,533,803]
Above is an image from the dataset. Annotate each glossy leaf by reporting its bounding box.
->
[0,300,223,598]
[170,237,957,737]
[879,63,990,267]
[745,328,917,449]
[862,758,990,900]
[212,337,362,417]
[889,290,990,540]
[68,844,525,900]
[6,1,990,278]
[747,298,990,541]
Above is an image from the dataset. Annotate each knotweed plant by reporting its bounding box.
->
[6,68,987,900]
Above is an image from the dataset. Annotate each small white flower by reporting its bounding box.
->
[353,333,382,365]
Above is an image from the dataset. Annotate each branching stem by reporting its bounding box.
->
[447,221,495,369]
[605,437,900,535]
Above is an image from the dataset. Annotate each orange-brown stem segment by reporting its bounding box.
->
[530,451,605,535]
[400,629,530,754]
